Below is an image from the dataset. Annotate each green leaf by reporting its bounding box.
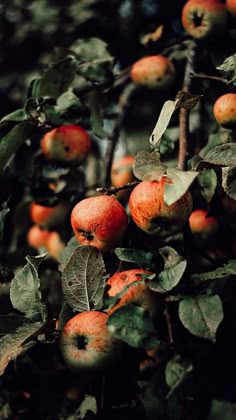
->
[58,236,80,272]
[61,245,106,311]
[203,143,236,167]
[149,91,200,151]
[31,57,77,99]
[115,248,155,270]
[191,260,236,283]
[87,90,106,138]
[55,90,83,116]
[10,254,48,322]
[216,54,236,85]
[164,168,198,206]
[0,109,26,123]
[197,169,217,203]
[208,400,236,420]
[0,321,43,376]
[199,131,231,159]
[179,295,224,342]
[77,394,97,419]
[107,304,159,349]
[165,355,193,398]
[149,247,186,293]
[0,121,35,175]
[133,150,167,181]
[71,37,112,61]
[222,167,236,200]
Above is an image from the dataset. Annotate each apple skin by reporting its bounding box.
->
[129,178,193,238]
[181,0,227,40]
[30,202,68,229]
[41,125,91,165]
[60,311,122,372]
[27,225,50,249]
[213,93,236,128]
[46,231,65,259]
[130,55,175,90]
[226,0,236,17]
[189,209,219,236]
[107,269,162,319]
[71,195,128,252]
[111,155,136,203]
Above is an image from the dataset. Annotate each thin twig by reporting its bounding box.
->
[103,83,136,188]
[164,303,175,348]
[96,180,139,196]
[178,41,197,171]
[191,72,229,86]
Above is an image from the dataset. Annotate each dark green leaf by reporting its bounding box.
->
[179,295,223,342]
[191,260,236,283]
[0,204,9,240]
[10,254,48,322]
[0,321,43,376]
[71,37,112,61]
[0,121,35,175]
[0,316,27,335]
[58,236,80,272]
[164,168,198,206]
[197,169,217,203]
[203,143,236,167]
[115,248,155,270]
[107,304,159,349]
[133,150,166,181]
[165,355,193,398]
[208,400,236,420]
[222,167,236,200]
[149,247,186,293]
[216,54,236,85]
[87,90,106,138]
[31,58,77,99]
[61,245,106,311]
[0,109,26,123]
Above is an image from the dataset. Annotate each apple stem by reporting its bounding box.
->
[178,40,197,171]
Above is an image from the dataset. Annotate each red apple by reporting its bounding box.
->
[71,195,128,252]
[111,155,136,203]
[29,202,68,229]
[213,93,236,128]
[107,269,161,319]
[181,0,227,40]
[129,178,193,238]
[46,231,65,260]
[189,209,219,236]
[60,311,122,372]
[27,225,50,249]
[226,0,236,17]
[130,55,175,89]
[40,125,91,165]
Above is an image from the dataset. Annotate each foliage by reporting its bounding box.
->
[0,0,236,419]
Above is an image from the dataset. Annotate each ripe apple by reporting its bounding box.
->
[111,155,136,203]
[40,125,91,165]
[213,93,236,128]
[29,202,68,229]
[107,269,161,319]
[71,195,128,252]
[46,231,65,259]
[27,225,50,249]
[181,0,227,40]
[189,209,219,237]
[129,178,193,238]
[226,0,236,17]
[60,311,122,372]
[130,55,175,89]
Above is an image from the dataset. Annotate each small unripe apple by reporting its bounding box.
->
[111,155,136,203]
[213,93,236,128]
[130,55,175,89]
[29,202,68,229]
[107,269,161,319]
[71,195,128,252]
[40,125,91,165]
[60,311,122,372]
[226,0,236,17]
[189,209,219,236]
[129,178,193,238]
[46,231,65,259]
[27,225,50,249]
[181,0,227,40]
